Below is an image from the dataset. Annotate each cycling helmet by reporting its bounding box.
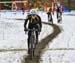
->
[30,9,37,14]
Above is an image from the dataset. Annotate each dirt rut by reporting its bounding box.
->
[24,22,61,63]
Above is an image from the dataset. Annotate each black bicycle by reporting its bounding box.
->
[27,28,38,59]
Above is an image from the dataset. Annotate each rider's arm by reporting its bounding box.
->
[24,19,28,29]
[24,15,29,30]
[38,16,42,32]
[39,17,42,29]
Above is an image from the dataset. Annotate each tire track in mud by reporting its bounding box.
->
[24,22,61,63]
[0,49,27,52]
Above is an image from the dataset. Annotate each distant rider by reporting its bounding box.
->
[56,1,63,22]
[47,7,53,24]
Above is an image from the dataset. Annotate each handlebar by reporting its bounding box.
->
[27,28,38,31]
[25,28,40,35]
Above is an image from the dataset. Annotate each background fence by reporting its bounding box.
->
[0,0,75,11]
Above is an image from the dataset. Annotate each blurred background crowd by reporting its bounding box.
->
[0,0,75,12]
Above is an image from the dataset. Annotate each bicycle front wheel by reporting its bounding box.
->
[30,33,36,60]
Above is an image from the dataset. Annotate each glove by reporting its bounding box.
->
[24,28,28,34]
[24,26,27,31]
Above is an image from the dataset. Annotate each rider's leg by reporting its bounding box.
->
[48,13,52,22]
[28,31,31,54]
[58,11,62,23]
[48,14,49,22]
[57,12,58,19]
[50,13,53,21]
[36,31,38,45]
[57,11,60,22]
[49,13,53,24]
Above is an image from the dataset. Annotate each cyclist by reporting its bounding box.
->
[56,1,63,22]
[47,7,53,24]
[24,9,42,54]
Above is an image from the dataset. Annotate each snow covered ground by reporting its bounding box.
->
[41,13,75,63]
[0,11,53,63]
[0,11,75,63]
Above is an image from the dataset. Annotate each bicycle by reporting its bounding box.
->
[26,28,39,60]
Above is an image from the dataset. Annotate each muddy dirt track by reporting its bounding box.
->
[23,22,62,63]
